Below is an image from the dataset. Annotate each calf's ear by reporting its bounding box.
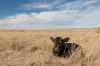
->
[50,37,55,42]
[63,38,70,42]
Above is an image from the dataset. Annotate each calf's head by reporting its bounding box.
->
[50,37,70,56]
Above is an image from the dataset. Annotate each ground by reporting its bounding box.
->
[0,28,100,66]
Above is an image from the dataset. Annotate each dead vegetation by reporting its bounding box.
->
[0,28,100,66]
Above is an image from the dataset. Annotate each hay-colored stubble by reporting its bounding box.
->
[0,29,100,66]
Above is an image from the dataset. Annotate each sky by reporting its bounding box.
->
[0,0,100,29]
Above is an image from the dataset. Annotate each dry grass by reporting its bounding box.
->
[0,28,100,66]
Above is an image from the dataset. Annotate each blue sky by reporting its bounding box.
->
[0,0,100,29]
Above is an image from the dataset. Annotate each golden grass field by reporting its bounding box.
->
[0,28,100,66]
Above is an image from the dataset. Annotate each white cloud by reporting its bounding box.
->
[20,3,52,10]
[0,10,79,24]
[74,9,100,27]
[0,8,100,28]
[20,0,64,10]
[57,0,97,10]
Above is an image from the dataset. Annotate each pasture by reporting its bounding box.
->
[0,28,100,66]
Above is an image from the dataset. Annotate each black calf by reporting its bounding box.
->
[50,37,84,57]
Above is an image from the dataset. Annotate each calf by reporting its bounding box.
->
[50,37,84,58]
